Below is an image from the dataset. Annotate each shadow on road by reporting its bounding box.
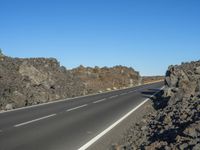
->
[140,88,161,98]
[140,89,170,110]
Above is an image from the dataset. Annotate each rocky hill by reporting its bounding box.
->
[116,60,200,150]
[0,55,141,111]
[71,65,141,94]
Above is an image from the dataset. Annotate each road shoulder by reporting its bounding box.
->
[88,99,156,150]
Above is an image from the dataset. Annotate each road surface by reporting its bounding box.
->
[0,82,163,150]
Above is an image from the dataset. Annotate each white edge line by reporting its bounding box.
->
[14,114,56,127]
[93,98,107,104]
[66,104,88,112]
[78,86,165,150]
[0,81,163,114]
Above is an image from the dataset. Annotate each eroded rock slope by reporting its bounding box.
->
[117,61,200,150]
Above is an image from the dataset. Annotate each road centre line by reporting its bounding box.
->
[109,95,118,99]
[14,114,56,127]
[120,93,127,96]
[93,98,107,104]
[66,104,88,112]
[0,81,163,114]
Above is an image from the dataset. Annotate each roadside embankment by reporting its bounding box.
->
[0,54,141,111]
[114,61,200,150]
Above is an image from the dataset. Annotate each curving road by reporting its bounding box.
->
[0,82,163,150]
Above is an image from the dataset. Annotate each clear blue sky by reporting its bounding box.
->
[0,0,200,76]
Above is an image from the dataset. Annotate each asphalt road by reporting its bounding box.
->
[0,82,163,150]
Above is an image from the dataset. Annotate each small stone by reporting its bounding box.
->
[195,66,200,74]
[106,88,111,91]
[5,104,13,110]
[179,143,188,150]
[164,145,171,150]
[164,115,172,124]
[141,126,147,131]
[176,135,181,142]
[184,127,198,138]
[113,87,117,90]
[193,144,200,150]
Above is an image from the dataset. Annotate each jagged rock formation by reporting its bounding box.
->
[0,56,85,110]
[71,65,141,94]
[0,55,141,111]
[116,61,200,150]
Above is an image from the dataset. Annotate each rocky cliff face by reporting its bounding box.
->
[117,61,200,150]
[0,55,141,111]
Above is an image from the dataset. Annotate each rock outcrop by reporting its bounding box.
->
[0,56,85,110]
[0,55,141,111]
[71,65,141,94]
[116,61,200,150]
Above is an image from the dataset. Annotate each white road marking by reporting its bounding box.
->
[14,114,56,127]
[109,95,118,99]
[120,93,127,96]
[66,104,88,112]
[128,90,135,93]
[93,98,107,104]
[0,81,163,114]
[78,86,165,150]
